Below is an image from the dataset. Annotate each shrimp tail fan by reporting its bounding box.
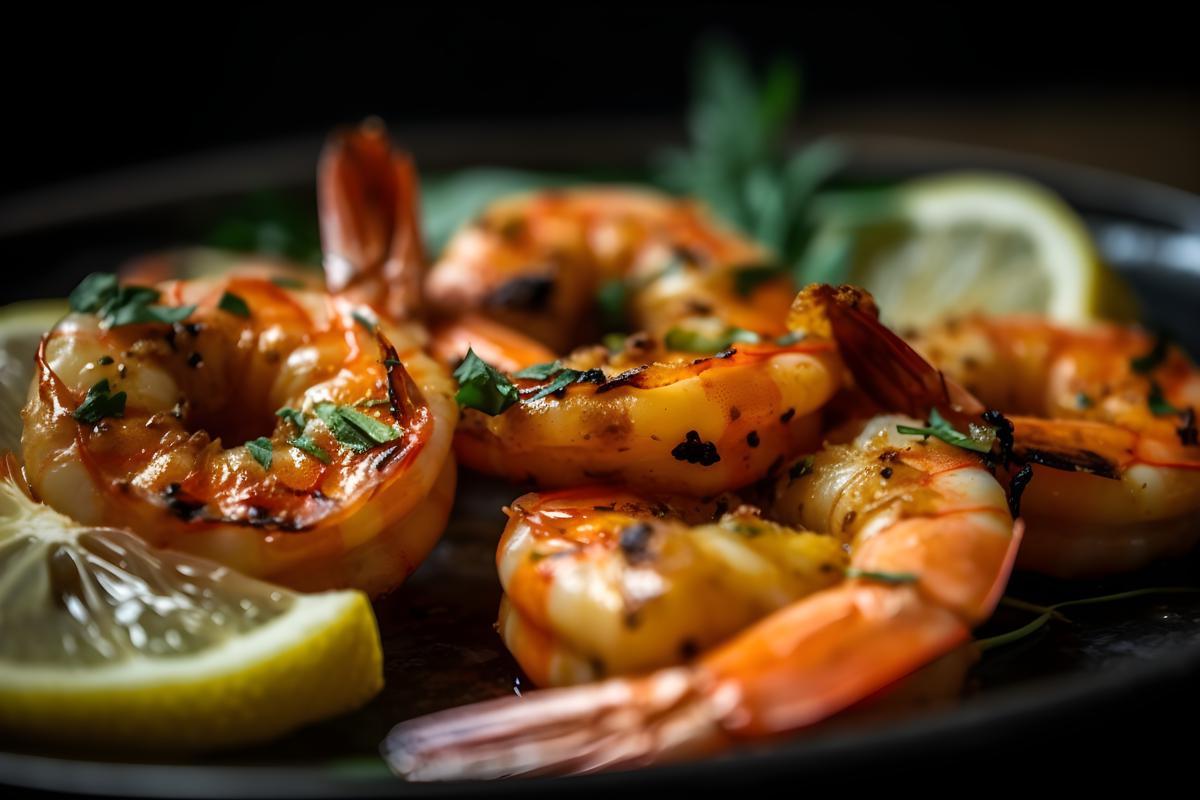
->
[790,284,981,418]
[381,668,731,781]
[319,119,425,320]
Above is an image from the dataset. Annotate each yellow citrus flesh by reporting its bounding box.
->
[0,477,384,753]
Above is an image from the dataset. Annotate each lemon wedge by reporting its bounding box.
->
[815,172,1133,330]
[0,470,383,753]
[0,300,67,457]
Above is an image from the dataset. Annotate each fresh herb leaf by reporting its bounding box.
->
[1148,381,1183,416]
[275,406,307,432]
[106,299,197,327]
[896,408,996,453]
[513,361,564,380]
[1076,392,1094,409]
[218,291,251,317]
[731,263,785,297]
[596,279,628,333]
[96,355,115,366]
[453,348,519,415]
[289,435,331,464]
[69,273,119,313]
[352,309,377,333]
[69,273,196,328]
[314,402,401,453]
[523,369,581,402]
[72,379,127,425]
[664,326,759,353]
[245,437,272,469]
[845,567,918,585]
[654,41,842,283]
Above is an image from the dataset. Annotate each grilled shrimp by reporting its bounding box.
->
[903,315,1200,576]
[383,414,1021,778]
[495,487,846,686]
[425,187,796,354]
[456,333,841,495]
[20,124,459,596]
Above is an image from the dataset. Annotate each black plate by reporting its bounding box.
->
[2,129,1200,796]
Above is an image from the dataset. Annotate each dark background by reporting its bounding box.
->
[4,7,1198,196]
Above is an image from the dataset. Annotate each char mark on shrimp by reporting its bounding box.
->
[485,274,555,312]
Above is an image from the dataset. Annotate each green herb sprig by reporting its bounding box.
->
[979,587,1200,652]
[453,349,519,415]
[314,402,401,453]
[218,291,250,318]
[897,408,996,454]
[72,379,127,425]
[654,40,843,286]
[513,361,605,402]
[245,437,273,469]
[69,273,196,328]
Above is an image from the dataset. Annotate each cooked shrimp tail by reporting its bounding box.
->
[791,284,981,419]
[384,667,728,780]
[319,119,425,320]
[384,417,1020,779]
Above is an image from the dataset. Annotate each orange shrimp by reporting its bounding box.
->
[19,123,458,596]
[454,333,840,495]
[802,286,1200,577]
[425,187,795,355]
[382,412,1022,779]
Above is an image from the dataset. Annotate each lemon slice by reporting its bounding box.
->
[0,300,67,457]
[0,472,383,753]
[818,172,1132,330]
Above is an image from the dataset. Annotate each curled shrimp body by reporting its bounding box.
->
[456,334,840,495]
[851,307,1200,578]
[20,124,459,596]
[425,187,795,354]
[383,414,1019,779]
[495,488,846,686]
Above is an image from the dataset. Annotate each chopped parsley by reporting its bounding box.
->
[453,348,519,415]
[512,361,564,380]
[289,435,331,464]
[72,379,127,425]
[845,567,918,584]
[69,272,196,327]
[96,355,114,366]
[1148,381,1183,416]
[514,362,605,402]
[664,326,760,353]
[245,437,273,469]
[896,408,996,453]
[275,406,307,432]
[218,291,250,317]
[1076,392,1094,409]
[314,402,401,453]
